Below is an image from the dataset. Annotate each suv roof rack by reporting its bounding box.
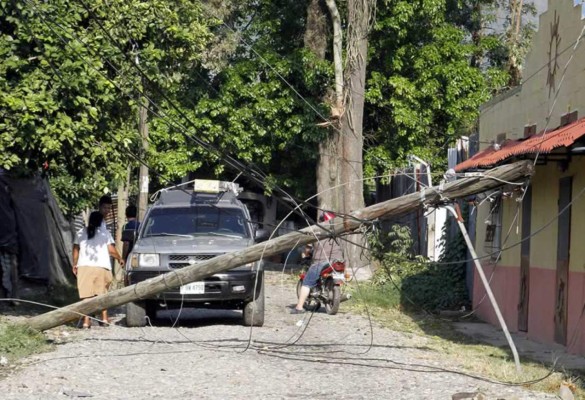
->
[152,179,243,205]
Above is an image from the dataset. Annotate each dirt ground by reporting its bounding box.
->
[0,272,556,399]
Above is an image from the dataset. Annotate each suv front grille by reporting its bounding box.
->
[168,254,217,269]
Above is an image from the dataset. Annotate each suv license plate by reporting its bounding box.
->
[180,281,205,294]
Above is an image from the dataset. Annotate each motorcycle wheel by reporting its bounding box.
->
[324,279,341,315]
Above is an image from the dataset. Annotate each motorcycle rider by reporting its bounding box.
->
[290,211,343,314]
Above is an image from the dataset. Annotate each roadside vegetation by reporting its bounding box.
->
[1,1,537,215]
[0,282,80,379]
[348,291,583,397]
[0,318,51,378]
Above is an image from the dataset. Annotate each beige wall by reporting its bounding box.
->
[474,157,585,272]
[567,158,585,274]
[529,164,559,270]
[480,0,585,143]
[473,186,523,267]
[476,0,585,269]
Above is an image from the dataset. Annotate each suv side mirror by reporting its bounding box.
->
[254,228,270,243]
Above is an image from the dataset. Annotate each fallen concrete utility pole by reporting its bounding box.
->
[24,161,534,331]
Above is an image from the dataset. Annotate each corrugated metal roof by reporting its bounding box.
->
[454,117,585,171]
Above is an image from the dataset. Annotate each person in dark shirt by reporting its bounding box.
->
[121,205,140,262]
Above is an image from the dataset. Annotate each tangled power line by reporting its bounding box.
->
[3,1,585,390]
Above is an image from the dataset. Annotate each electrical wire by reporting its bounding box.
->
[38,23,456,344]
[37,0,396,272]
[14,0,585,372]
[21,0,489,248]
[2,172,576,384]
[6,13,580,394]
[0,298,111,328]
[73,0,341,227]
[19,0,333,246]
[4,296,557,390]
[255,348,557,387]
[27,0,323,233]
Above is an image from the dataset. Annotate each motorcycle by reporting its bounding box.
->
[296,260,350,315]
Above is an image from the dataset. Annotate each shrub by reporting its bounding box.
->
[368,222,469,311]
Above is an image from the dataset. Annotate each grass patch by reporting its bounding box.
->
[347,282,584,398]
[0,319,50,364]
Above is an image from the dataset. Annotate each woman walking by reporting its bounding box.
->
[72,211,124,328]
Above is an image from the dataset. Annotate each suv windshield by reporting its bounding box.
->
[142,206,249,238]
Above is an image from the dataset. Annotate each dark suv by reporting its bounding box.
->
[124,180,268,327]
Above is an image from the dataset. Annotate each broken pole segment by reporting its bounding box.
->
[445,204,522,373]
[24,161,534,331]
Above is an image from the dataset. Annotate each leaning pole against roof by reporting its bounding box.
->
[23,161,534,332]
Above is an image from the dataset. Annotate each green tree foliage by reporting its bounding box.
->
[364,0,508,177]
[1,0,127,204]
[1,0,535,215]
[0,0,211,214]
[180,0,332,199]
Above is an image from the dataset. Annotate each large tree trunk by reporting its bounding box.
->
[312,0,373,275]
[305,0,342,212]
[304,0,328,59]
[507,0,524,86]
[339,0,372,276]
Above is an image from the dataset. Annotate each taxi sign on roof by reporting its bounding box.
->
[193,179,220,193]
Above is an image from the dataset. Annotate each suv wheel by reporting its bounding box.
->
[242,276,265,327]
[126,301,147,327]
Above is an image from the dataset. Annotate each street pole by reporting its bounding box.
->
[114,173,129,288]
[138,91,149,222]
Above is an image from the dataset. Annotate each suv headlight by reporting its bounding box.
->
[134,253,159,268]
